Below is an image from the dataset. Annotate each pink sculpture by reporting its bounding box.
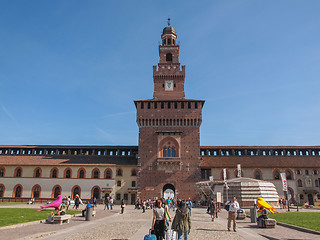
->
[39,195,62,211]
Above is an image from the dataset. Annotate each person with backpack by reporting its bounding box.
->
[74,195,80,210]
[172,200,191,240]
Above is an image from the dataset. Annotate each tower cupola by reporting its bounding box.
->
[161,18,177,46]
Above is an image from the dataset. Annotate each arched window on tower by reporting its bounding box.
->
[160,137,179,158]
[166,53,172,62]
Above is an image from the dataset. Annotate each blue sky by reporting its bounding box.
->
[0,0,320,146]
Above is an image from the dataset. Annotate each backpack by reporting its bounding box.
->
[224,203,230,211]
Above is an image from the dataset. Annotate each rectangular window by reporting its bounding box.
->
[154,102,157,109]
[175,102,178,109]
[132,181,136,187]
[161,102,164,109]
[141,102,144,109]
[181,102,184,109]
[124,194,128,200]
[117,181,121,187]
[201,169,211,180]
[116,193,121,200]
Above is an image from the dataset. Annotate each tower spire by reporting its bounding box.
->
[168,18,171,26]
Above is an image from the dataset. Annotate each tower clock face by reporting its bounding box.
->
[165,80,173,91]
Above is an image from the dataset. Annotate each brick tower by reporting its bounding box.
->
[135,20,204,200]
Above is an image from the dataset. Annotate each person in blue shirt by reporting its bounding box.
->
[82,201,93,216]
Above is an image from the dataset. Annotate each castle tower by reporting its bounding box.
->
[134,20,205,200]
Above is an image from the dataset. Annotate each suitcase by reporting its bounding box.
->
[144,229,156,240]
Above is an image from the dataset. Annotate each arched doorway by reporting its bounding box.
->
[92,186,100,200]
[163,184,175,199]
[308,194,314,205]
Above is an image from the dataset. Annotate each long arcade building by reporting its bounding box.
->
[0,23,320,205]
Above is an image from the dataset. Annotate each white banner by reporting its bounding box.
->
[223,169,229,189]
[237,164,241,178]
[280,172,288,191]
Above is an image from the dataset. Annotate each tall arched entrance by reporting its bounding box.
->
[163,184,175,199]
[308,194,314,205]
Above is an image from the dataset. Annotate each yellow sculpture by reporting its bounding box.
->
[257,197,279,213]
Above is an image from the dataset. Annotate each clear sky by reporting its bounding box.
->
[1,0,320,147]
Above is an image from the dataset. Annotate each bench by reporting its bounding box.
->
[257,218,276,228]
[53,214,72,224]
[237,213,246,220]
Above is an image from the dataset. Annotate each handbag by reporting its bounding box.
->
[165,229,177,240]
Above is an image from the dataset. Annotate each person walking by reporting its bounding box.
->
[104,196,109,210]
[109,196,113,210]
[74,195,80,210]
[226,196,240,232]
[187,198,192,217]
[172,200,191,240]
[142,199,146,213]
[208,198,216,221]
[152,199,166,240]
[120,199,125,214]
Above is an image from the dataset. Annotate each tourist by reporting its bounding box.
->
[172,200,191,240]
[172,198,176,212]
[109,196,113,210]
[104,196,109,210]
[166,197,171,210]
[74,194,80,210]
[93,197,97,207]
[142,200,146,213]
[152,199,166,240]
[82,201,94,217]
[226,196,240,232]
[121,199,125,214]
[257,206,268,227]
[56,201,67,215]
[208,198,216,221]
[187,198,192,216]
[278,198,282,208]
[162,198,172,230]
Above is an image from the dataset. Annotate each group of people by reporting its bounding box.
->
[278,198,288,209]
[104,196,114,210]
[151,198,191,240]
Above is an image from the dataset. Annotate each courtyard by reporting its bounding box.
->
[0,204,319,240]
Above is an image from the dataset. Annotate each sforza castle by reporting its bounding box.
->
[0,22,319,206]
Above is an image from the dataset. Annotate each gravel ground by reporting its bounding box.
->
[1,205,319,240]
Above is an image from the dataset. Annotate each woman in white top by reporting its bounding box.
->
[152,199,166,240]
